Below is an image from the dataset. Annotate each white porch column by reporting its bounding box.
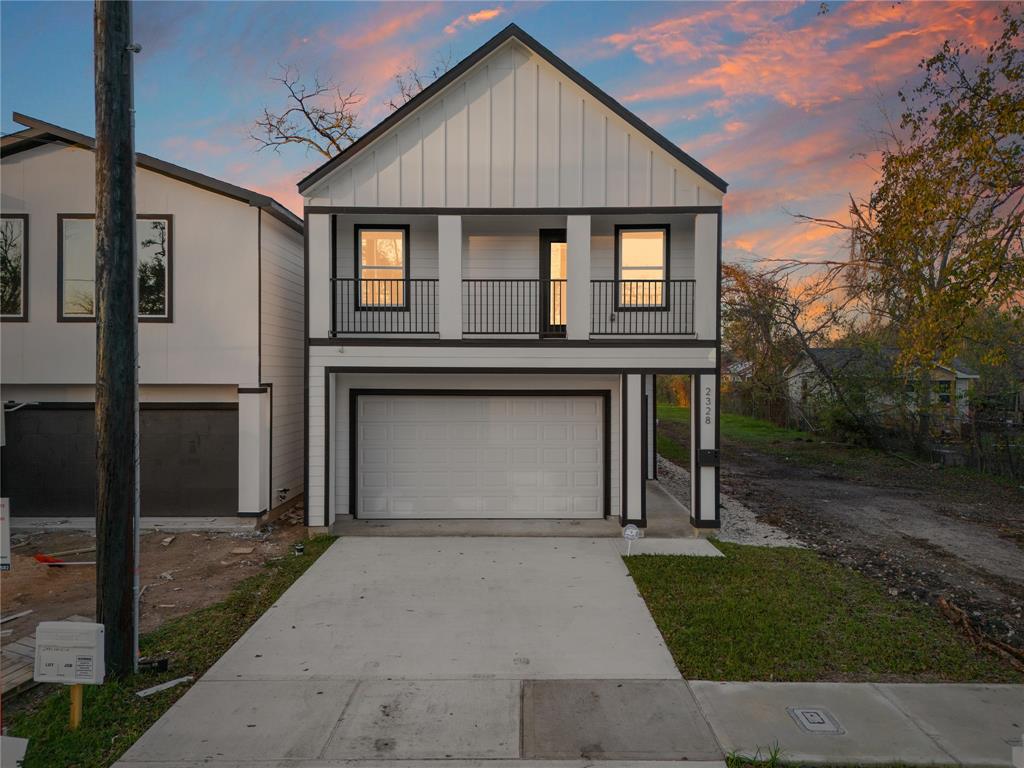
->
[689,372,720,528]
[438,215,462,339]
[566,215,591,340]
[307,212,332,338]
[238,387,270,516]
[645,374,656,480]
[693,214,718,340]
[623,373,645,525]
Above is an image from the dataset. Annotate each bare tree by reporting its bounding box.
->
[250,65,362,158]
[387,49,454,112]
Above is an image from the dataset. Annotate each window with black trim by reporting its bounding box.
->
[356,225,407,309]
[59,214,172,321]
[616,226,668,308]
[1,214,28,321]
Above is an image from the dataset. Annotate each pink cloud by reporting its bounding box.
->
[445,7,504,36]
[612,1,1003,112]
[335,3,442,50]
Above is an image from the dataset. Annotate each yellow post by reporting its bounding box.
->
[69,684,83,730]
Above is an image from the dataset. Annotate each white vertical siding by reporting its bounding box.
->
[260,213,306,504]
[307,40,721,208]
[0,144,260,386]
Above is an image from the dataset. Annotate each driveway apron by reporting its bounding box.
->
[117,537,722,765]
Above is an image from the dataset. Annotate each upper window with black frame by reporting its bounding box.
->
[357,226,407,309]
[617,226,668,308]
[60,215,172,321]
[1,214,28,320]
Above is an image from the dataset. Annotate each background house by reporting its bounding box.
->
[1,114,304,519]
[787,347,978,433]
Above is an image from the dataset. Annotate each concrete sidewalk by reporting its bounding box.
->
[692,681,1022,767]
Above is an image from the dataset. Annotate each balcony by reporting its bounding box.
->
[591,279,695,336]
[314,212,717,343]
[332,278,438,335]
[462,279,566,336]
[332,277,694,338]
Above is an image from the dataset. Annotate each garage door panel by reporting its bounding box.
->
[354,394,604,520]
[2,407,238,517]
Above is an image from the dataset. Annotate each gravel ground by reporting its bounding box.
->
[657,456,804,548]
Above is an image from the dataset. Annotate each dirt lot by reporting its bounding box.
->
[718,438,1024,652]
[1,511,307,647]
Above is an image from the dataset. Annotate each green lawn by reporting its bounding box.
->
[657,404,1022,502]
[625,541,1022,683]
[8,536,337,768]
[657,404,805,444]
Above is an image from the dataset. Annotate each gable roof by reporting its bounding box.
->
[803,348,979,378]
[296,23,727,196]
[2,113,302,234]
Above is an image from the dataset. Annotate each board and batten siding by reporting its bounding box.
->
[305,40,723,209]
[260,212,305,505]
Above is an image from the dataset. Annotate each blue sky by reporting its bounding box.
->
[1,1,1006,264]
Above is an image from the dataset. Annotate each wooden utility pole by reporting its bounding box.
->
[94,0,139,678]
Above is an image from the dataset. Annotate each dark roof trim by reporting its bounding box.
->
[296,23,728,195]
[2,113,303,234]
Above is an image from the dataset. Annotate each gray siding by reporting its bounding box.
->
[260,212,305,505]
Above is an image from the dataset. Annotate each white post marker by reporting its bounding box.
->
[34,621,106,730]
[1,498,11,572]
[623,523,641,556]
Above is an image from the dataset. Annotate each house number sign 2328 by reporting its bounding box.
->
[704,386,713,426]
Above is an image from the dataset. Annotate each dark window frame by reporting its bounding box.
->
[613,223,670,312]
[353,223,410,312]
[0,213,29,322]
[57,213,174,323]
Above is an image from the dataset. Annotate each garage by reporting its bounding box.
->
[1,404,239,517]
[351,391,609,519]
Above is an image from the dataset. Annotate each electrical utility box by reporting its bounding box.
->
[34,621,105,685]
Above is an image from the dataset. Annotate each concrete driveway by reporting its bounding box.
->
[116,537,723,765]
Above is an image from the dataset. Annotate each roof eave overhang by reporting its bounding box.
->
[4,113,303,234]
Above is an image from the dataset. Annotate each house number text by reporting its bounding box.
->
[704,385,713,426]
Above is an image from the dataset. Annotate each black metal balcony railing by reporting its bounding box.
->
[331,277,694,337]
[332,278,438,335]
[463,279,566,335]
[591,279,695,335]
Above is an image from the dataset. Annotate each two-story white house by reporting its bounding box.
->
[1,114,304,520]
[300,25,725,532]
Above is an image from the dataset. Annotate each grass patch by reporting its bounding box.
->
[657,405,1023,503]
[657,404,804,444]
[625,541,1022,683]
[8,535,337,768]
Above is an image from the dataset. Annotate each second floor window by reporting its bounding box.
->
[59,215,172,321]
[357,226,407,309]
[616,226,668,308]
[1,214,28,320]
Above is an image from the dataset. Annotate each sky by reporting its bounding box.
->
[0,1,1008,267]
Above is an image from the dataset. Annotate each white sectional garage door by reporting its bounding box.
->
[354,393,604,519]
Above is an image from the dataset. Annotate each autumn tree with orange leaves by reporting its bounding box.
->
[792,6,1023,448]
